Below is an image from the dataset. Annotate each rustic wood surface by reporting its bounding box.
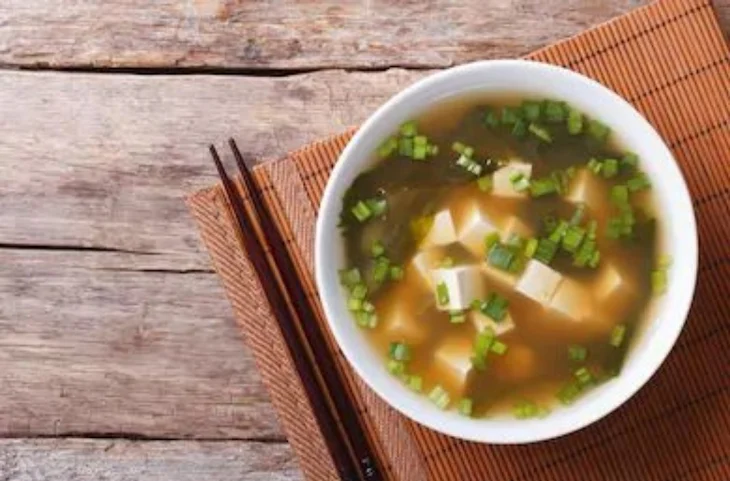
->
[0,1,727,479]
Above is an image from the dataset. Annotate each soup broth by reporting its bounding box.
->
[338,95,666,418]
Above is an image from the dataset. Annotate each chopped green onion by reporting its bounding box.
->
[413,135,427,147]
[652,269,668,295]
[365,198,387,218]
[569,203,586,226]
[534,238,559,264]
[484,109,500,127]
[562,225,586,253]
[606,217,623,240]
[568,345,588,362]
[510,172,531,192]
[449,310,467,324]
[490,340,508,355]
[544,100,567,123]
[542,215,558,234]
[587,220,598,240]
[513,400,543,419]
[627,172,651,192]
[362,301,375,313]
[436,282,450,306]
[573,239,596,267]
[399,121,418,137]
[372,257,391,283]
[528,123,553,143]
[484,232,501,250]
[610,324,627,347]
[351,283,368,300]
[574,367,593,385]
[567,108,583,134]
[371,241,385,258]
[483,293,509,321]
[474,328,495,357]
[377,136,398,158]
[587,157,603,175]
[356,311,378,328]
[587,119,611,143]
[458,398,474,417]
[602,158,619,178]
[351,201,372,222]
[477,175,493,192]
[610,185,629,205]
[549,220,569,243]
[412,144,428,160]
[428,144,439,156]
[524,238,539,258]
[557,381,583,405]
[452,141,467,155]
[487,244,515,271]
[389,265,404,281]
[621,152,639,169]
[551,170,571,195]
[529,177,558,197]
[408,375,423,392]
[501,106,521,125]
[339,268,362,288]
[428,385,451,409]
[347,297,362,311]
[512,119,528,138]
[389,341,411,361]
[470,354,488,371]
[588,250,601,268]
[398,137,413,157]
[387,359,407,376]
[521,100,542,121]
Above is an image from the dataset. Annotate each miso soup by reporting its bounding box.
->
[338,96,669,418]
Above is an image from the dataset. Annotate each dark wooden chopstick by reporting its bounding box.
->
[209,145,361,481]
[228,138,384,481]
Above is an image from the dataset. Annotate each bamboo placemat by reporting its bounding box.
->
[187,0,730,479]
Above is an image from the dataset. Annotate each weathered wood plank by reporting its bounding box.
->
[0,439,303,481]
[0,0,672,70]
[0,69,422,438]
[0,249,282,439]
[0,69,424,263]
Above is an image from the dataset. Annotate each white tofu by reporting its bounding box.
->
[434,337,473,393]
[549,278,593,323]
[422,209,458,248]
[408,248,443,289]
[470,310,516,336]
[456,202,499,257]
[515,260,563,305]
[431,266,484,311]
[501,216,533,243]
[492,162,533,198]
[380,296,428,345]
[566,168,604,209]
[594,261,635,317]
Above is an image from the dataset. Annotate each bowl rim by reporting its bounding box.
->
[314,59,698,444]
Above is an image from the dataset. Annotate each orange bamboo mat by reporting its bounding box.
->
[187,0,730,479]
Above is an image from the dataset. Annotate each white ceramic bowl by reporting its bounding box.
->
[314,60,697,444]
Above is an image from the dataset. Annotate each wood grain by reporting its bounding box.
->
[0,68,422,439]
[0,439,303,481]
[0,0,658,70]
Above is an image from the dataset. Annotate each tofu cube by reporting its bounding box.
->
[456,202,499,257]
[492,162,533,198]
[548,278,593,323]
[501,216,533,243]
[515,260,563,305]
[380,288,428,345]
[566,168,606,211]
[470,309,516,336]
[594,261,635,318]
[434,337,474,393]
[422,209,458,248]
[408,248,443,289]
[431,266,484,311]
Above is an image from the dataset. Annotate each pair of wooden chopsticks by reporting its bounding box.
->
[210,140,383,481]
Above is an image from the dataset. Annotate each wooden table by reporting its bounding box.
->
[0,1,727,479]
